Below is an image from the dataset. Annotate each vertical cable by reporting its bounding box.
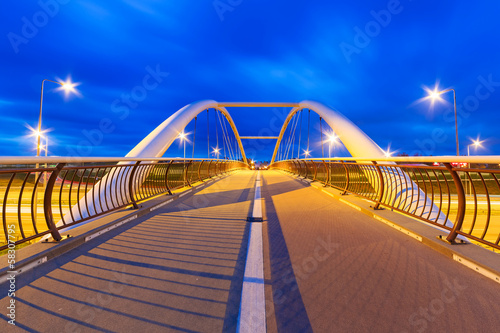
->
[307,109,311,154]
[291,113,297,159]
[192,116,197,159]
[215,109,219,157]
[320,117,324,158]
[297,109,302,158]
[207,109,210,158]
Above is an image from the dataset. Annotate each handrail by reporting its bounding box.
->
[276,155,500,164]
[271,158,500,251]
[0,156,245,165]
[0,158,248,250]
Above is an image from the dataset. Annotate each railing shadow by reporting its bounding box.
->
[0,188,251,332]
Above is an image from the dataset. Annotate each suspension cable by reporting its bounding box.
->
[217,111,231,160]
[207,109,209,158]
[320,116,324,158]
[215,109,219,156]
[192,116,197,159]
[283,115,293,160]
[221,114,234,159]
[297,109,302,159]
[307,109,310,155]
[291,112,298,160]
[285,113,299,160]
[216,111,228,159]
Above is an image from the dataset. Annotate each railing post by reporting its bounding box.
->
[372,161,384,210]
[44,163,65,241]
[198,161,204,182]
[208,160,213,178]
[304,160,309,179]
[164,161,173,195]
[184,160,193,187]
[128,161,141,209]
[322,160,329,187]
[444,163,466,243]
[312,160,318,181]
[341,161,349,195]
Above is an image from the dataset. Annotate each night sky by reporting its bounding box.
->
[2,0,500,161]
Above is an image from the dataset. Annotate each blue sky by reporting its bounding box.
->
[1,0,500,161]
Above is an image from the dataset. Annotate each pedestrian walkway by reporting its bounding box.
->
[2,170,500,332]
[261,171,500,332]
[0,171,256,332]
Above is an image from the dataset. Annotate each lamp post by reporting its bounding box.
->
[427,87,459,156]
[178,131,187,159]
[36,79,77,159]
[327,134,338,183]
[34,77,78,226]
[466,138,483,196]
[42,135,49,185]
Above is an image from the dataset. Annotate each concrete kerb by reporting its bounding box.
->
[0,172,235,283]
[277,171,500,285]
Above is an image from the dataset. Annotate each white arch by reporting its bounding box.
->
[55,100,247,231]
[271,100,384,163]
[271,100,450,228]
[127,99,247,161]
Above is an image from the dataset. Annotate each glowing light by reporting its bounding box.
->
[178,131,186,140]
[32,129,43,138]
[303,149,311,157]
[55,76,81,98]
[327,133,338,143]
[383,143,398,157]
[212,146,221,158]
[429,89,441,101]
[472,139,482,147]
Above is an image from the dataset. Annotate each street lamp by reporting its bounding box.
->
[466,138,483,196]
[212,147,221,159]
[303,149,311,157]
[426,86,459,156]
[467,138,482,157]
[326,134,338,183]
[37,78,79,159]
[39,135,49,185]
[34,76,78,226]
[384,147,393,157]
[326,134,338,159]
[178,131,187,159]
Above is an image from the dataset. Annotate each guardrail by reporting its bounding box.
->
[271,156,500,251]
[0,157,248,250]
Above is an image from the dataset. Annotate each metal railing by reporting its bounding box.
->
[271,156,500,251]
[0,157,247,250]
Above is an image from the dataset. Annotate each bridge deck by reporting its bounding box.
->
[1,170,500,332]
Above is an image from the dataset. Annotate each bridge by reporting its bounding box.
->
[1,101,500,332]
